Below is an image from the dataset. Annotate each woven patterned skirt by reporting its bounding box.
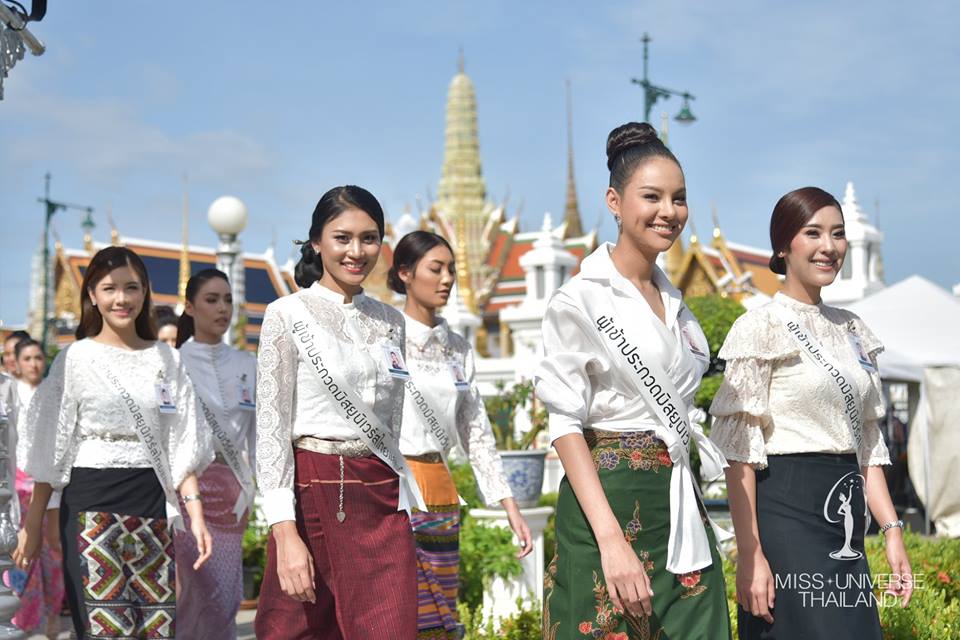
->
[544,429,730,640]
[174,461,248,640]
[60,467,175,639]
[407,457,462,640]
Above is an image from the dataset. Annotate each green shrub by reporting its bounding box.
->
[459,600,541,640]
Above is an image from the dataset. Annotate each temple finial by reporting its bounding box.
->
[457,47,465,73]
[562,78,583,238]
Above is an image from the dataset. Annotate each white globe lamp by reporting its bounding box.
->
[208,195,248,236]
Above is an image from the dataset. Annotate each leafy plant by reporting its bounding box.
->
[459,599,541,640]
[241,511,269,598]
[484,380,547,451]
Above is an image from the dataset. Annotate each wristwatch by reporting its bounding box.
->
[879,519,904,534]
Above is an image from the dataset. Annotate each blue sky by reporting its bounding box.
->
[2,0,958,324]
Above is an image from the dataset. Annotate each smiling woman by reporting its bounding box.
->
[255,185,423,639]
[15,246,215,640]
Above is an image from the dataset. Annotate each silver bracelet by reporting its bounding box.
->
[182,493,202,503]
[879,519,904,534]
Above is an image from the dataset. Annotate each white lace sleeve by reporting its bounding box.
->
[21,347,79,489]
[166,347,214,489]
[534,295,608,444]
[456,344,512,505]
[256,301,298,525]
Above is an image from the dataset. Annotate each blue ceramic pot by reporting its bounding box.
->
[497,449,548,508]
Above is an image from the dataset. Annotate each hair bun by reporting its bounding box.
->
[606,122,661,170]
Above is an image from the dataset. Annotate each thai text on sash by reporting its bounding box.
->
[404,380,452,452]
[196,394,254,521]
[596,314,690,447]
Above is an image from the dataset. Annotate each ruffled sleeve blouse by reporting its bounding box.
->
[708,293,891,469]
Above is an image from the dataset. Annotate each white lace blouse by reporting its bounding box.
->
[1,373,20,524]
[19,339,213,492]
[709,293,891,469]
[180,339,257,465]
[256,283,407,525]
[401,314,512,505]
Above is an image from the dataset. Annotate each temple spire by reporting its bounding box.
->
[562,79,583,238]
[177,175,190,313]
[436,51,487,314]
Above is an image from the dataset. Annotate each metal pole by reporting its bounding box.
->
[642,33,652,122]
[41,173,51,351]
[215,234,238,345]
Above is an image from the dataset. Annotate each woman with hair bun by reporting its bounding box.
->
[535,122,731,638]
[388,230,532,638]
[14,245,214,639]
[710,187,911,639]
[254,185,425,639]
[174,268,257,639]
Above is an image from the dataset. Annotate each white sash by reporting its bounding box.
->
[768,303,864,465]
[94,362,184,531]
[403,375,467,506]
[288,299,426,515]
[589,300,732,574]
[193,388,256,522]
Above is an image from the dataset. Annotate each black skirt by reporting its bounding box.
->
[738,453,883,640]
[60,467,175,639]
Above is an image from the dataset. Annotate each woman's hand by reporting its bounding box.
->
[736,549,775,624]
[272,521,316,604]
[188,510,214,571]
[12,519,43,570]
[598,533,654,618]
[883,529,913,606]
[44,510,61,549]
[501,497,533,558]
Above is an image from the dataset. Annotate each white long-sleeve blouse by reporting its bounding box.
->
[180,339,257,466]
[708,292,891,469]
[18,339,213,495]
[400,314,512,505]
[255,283,407,526]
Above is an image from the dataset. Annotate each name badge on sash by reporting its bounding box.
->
[237,374,256,411]
[155,382,177,414]
[448,361,470,391]
[680,324,709,361]
[383,345,411,380]
[847,333,876,372]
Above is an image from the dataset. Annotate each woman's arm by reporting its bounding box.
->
[726,461,775,623]
[178,473,213,571]
[554,433,653,617]
[864,464,912,606]
[12,481,54,568]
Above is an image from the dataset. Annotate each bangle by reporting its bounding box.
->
[879,519,904,535]
[182,494,202,503]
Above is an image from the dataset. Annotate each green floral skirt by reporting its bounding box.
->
[543,429,731,640]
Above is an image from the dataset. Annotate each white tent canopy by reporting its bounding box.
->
[847,275,960,536]
[846,275,960,370]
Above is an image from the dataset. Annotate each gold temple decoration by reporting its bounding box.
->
[177,176,190,312]
[562,79,583,238]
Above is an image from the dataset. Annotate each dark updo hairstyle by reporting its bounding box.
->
[768,187,843,275]
[387,231,455,294]
[176,268,230,348]
[77,246,157,340]
[294,185,387,289]
[14,337,44,360]
[606,122,681,193]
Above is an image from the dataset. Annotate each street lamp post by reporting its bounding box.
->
[207,196,248,347]
[38,173,94,351]
[631,33,698,125]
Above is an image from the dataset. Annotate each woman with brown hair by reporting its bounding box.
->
[710,186,912,639]
[535,122,731,639]
[14,245,214,639]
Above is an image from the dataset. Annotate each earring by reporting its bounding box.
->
[614,215,622,230]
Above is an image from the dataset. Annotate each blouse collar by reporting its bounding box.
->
[309,281,366,308]
[773,291,825,315]
[579,242,683,324]
[403,312,450,348]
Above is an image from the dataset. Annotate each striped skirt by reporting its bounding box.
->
[407,457,462,640]
[544,429,730,640]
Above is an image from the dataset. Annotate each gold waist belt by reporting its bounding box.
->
[294,436,371,458]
